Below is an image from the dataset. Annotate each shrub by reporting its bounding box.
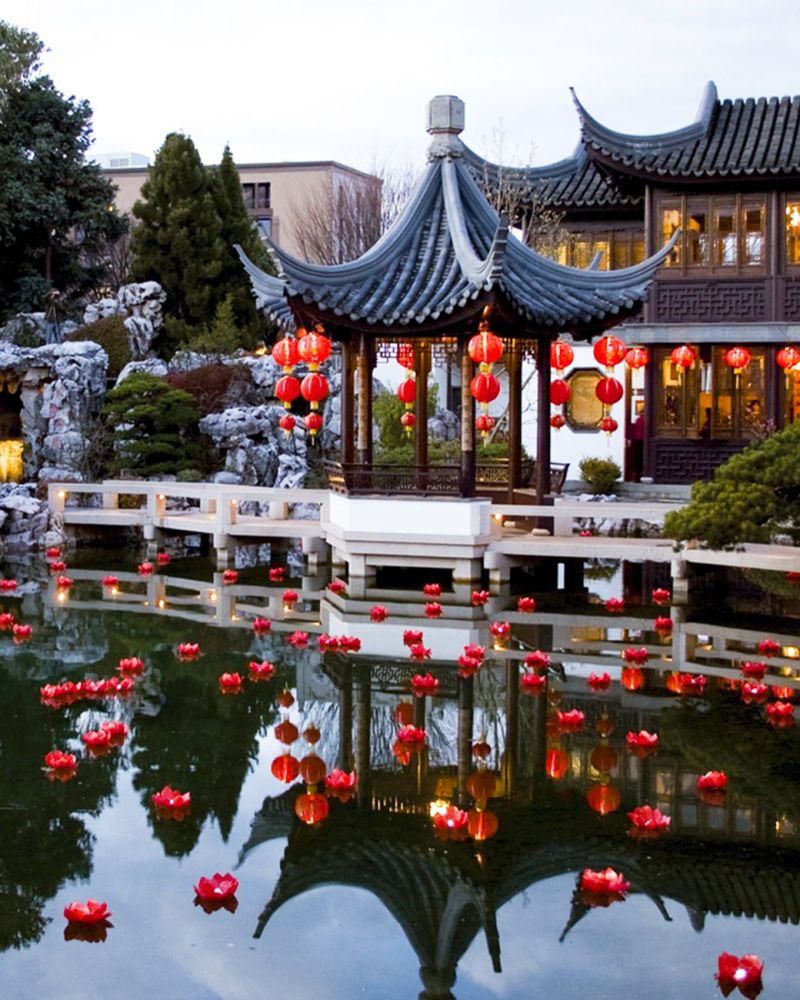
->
[167,363,250,414]
[68,315,132,378]
[579,457,621,495]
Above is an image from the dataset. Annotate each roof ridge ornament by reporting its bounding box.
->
[427,95,465,160]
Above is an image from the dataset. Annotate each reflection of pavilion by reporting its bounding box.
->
[244,647,800,998]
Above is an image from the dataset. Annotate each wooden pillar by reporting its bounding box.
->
[414,341,430,469]
[354,663,371,807]
[459,339,476,498]
[340,341,355,466]
[338,663,353,770]
[503,660,518,798]
[457,673,474,807]
[507,343,522,503]
[535,335,551,503]
[356,334,373,465]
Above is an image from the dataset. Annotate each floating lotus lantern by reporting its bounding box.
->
[425,601,442,619]
[81,729,112,751]
[411,672,439,698]
[286,630,309,647]
[469,319,503,440]
[490,621,510,641]
[623,647,649,665]
[44,750,77,776]
[248,660,275,682]
[423,582,441,597]
[517,596,536,613]
[393,725,427,765]
[741,661,767,680]
[556,708,585,730]
[176,642,200,660]
[605,597,625,613]
[520,671,547,694]
[63,900,111,925]
[193,873,239,913]
[628,804,671,837]
[652,587,671,605]
[741,681,769,704]
[0,612,14,630]
[626,730,659,755]
[757,638,781,658]
[654,616,673,633]
[222,569,238,585]
[152,786,191,819]
[459,654,482,678]
[325,768,357,803]
[587,672,611,691]
[101,720,128,744]
[472,737,491,760]
[12,623,32,642]
[328,579,346,595]
[715,952,764,998]
[766,701,795,728]
[409,643,431,661]
[370,604,388,622]
[525,649,551,670]
[102,575,119,589]
[432,804,469,841]
[401,630,422,648]
[724,346,751,374]
[49,560,66,573]
[252,617,271,635]
[579,868,630,906]
[137,562,154,576]
[218,672,244,694]
[156,552,170,566]
[0,577,17,591]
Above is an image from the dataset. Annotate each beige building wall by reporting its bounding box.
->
[100,160,380,259]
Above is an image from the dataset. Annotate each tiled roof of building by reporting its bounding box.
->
[238,97,674,338]
[573,81,800,180]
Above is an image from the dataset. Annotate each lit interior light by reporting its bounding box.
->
[428,799,450,818]
[55,590,67,604]
[57,490,66,499]
[157,599,166,609]
[783,646,799,659]
[208,589,218,603]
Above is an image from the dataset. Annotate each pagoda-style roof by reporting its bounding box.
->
[238,96,675,338]
[574,81,800,181]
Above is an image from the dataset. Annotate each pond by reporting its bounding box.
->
[1,548,799,999]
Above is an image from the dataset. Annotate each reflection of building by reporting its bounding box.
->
[465,84,800,482]
[97,154,380,258]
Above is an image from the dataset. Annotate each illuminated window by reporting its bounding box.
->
[714,204,736,266]
[662,206,682,266]
[786,199,800,265]
[743,202,764,265]
[687,202,708,266]
[659,195,766,272]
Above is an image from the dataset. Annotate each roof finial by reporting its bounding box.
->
[426,95,465,159]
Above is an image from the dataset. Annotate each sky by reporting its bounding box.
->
[4,0,800,174]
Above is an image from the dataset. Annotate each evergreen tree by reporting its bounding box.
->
[103,371,201,477]
[130,133,226,353]
[0,24,127,321]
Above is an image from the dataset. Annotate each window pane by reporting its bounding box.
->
[256,182,271,209]
[687,206,708,266]
[743,203,765,266]
[741,349,766,436]
[573,240,593,270]
[593,240,610,270]
[714,205,736,266]
[786,200,800,265]
[632,238,645,264]
[241,183,255,210]
[662,208,682,266]
[613,243,630,270]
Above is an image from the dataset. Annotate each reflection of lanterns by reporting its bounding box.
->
[723,346,751,374]
[624,346,649,369]
[271,753,299,783]
[295,791,330,825]
[299,753,326,785]
[596,712,615,738]
[394,701,414,726]
[621,667,645,691]
[466,769,496,807]
[590,745,618,774]
[550,340,574,374]
[587,782,621,815]
[546,747,569,780]
[670,344,696,369]
[275,720,299,745]
[467,808,498,841]
[593,336,626,371]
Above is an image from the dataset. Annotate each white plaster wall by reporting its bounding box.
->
[328,493,490,536]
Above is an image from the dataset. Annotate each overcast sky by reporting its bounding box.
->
[4,1,800,173]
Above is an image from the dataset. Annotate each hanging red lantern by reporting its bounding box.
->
[275,375,301,408]
[274,720,299,745]
[297,327,331,370]
[396,377,416,405]
[595,377,623,406]
[621,667,645,691]
[468,323,503,369]
[400,411,415,432]
[271,753,299,784]
[550,340,574,374]
[590,745,618,774]
[550,379,571,406]
[470,372,500,405]
[593,336,626,370]
[272,336,299,371]
[295,791,330,825]
[624,346,649,369]
[545,748,569,780]
[670,345,696,369]
[550,413,566,430]
[777,345,800,370]
[599,416,618,434]
[300,372,329,409]
[476,414,495,439]
[305,409,323,437]
[395,701,414,726]
[723,346,751,373]
[397,343,414,370]
[279,414,296,434]
[587,783,621,816]
[467,808,498,841]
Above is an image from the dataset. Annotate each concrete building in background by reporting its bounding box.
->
[95,153,381,259]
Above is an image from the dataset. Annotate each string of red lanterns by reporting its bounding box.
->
[468,318,503,441]
[549,340,574,431]
[271,325,333,440]
[395,343,416,437]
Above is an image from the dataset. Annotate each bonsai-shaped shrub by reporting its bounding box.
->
[68,315,132,378]
[664,422,800,549]
[579,457,621,495]
[103,371,201,476]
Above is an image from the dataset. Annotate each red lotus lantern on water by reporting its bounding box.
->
[579,868,630,902]
[624,346,649,369]
[724,346,751,374]
[432,804,469,841]
[325,769,358,802]
[550,340,574,374]
[588,672,611,691]
[63,900,111,926]
[671,344,696,369]
[628,804,671,836]
[194,872,239,909]
[716,952,764,998]
[520,671,546,694]
[593,335,626,370]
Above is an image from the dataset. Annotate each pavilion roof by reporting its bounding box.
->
[237,96,675,338]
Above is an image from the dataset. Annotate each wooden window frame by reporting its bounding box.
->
[657,193,767,276]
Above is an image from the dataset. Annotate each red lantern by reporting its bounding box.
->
[272,336,299,371]
[550,379,571,406]
[671,345,696,369]
[599,416,618,434]
[468,323,503,368]
[466,769,497,805]
[624,346,649,369]
[300,372,329,409]
[476,414,495,439]
[621,667,645,691]
[295,791,330,825]
[550,340,574,373]
[396,377,416,405]
[550,413,566,430]
[400,412,415,433]
[297,327,331,369]
[470,372,500,405]
[587,783,621,816]
[467,808,498,841]
[275,375,301,408]
[777,345,800,370]
[304,411,323,437]
[593,336,626,369]
[279,414,296,434]
[595,377,623,406]
[397,343,414,370]
[590,745,618,774]
[395,702,414,726]
[271,754,299,783]
[723,346,751,373]
[545,748,569,780]
[275,720,299,745]
[299,753,326,786]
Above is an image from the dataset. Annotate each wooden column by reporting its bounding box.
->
[535,335,551,503]
[456,673,474,808]
[507,343,523,503]
[459,338,476,498]
[503,660,518,797]
[414,341,430,469]
[337,662,353,771]
[354,663,371,807]
[356,333,373,465]
[340,341,355,466]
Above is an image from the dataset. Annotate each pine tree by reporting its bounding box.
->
[130,133,226,352]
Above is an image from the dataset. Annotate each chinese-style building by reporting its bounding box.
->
[463,82,800,483]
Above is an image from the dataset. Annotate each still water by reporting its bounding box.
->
[1,549,799,999]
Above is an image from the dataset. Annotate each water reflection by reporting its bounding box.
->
[1,555,800,998]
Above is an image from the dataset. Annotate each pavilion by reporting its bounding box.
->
[238,96,676,504]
